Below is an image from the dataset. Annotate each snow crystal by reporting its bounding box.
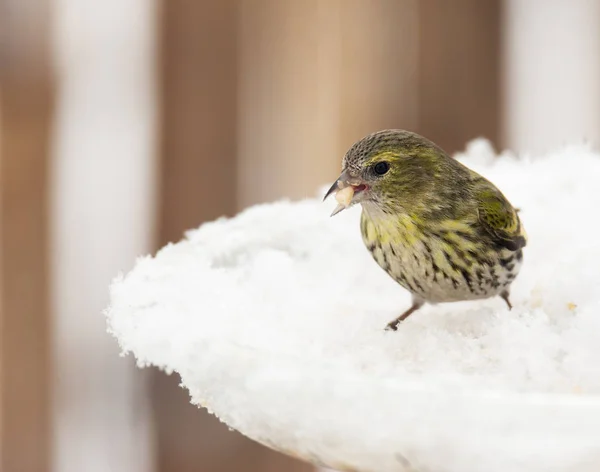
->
[107,142,600,472]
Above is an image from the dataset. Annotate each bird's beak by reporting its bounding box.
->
[323,169,368,216]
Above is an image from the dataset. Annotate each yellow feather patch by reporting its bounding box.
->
[363,151,399,166]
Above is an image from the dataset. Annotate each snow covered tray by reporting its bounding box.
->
[106,141,600,472]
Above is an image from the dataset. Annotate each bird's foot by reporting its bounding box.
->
[500,290,513,310]
[384,299,425,331]
[385,320,400,331]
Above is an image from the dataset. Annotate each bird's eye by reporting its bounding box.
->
[373,161,390,175]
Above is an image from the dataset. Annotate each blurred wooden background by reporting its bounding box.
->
[1,0,599,471]
[1,0,53,471]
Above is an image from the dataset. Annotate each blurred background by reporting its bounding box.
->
[1,0,599,471]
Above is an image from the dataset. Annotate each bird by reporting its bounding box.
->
[324,129,526,331]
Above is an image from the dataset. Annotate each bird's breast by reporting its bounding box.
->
[360,211,523,303]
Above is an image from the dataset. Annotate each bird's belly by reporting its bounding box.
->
[368,240,523,303]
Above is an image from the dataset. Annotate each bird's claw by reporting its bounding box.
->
[385,322,399,331]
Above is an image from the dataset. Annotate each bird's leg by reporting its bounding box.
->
[500,290,512,310]
[385,298,425,331]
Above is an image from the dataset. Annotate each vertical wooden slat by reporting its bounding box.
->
[157,1,307,471]
[237,0,339,206]
[0,1,53,470]
[157,0,238,238]
[418,0,501,153]
[337,0,419,152]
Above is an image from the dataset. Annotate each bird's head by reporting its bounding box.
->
[324,129,448,216]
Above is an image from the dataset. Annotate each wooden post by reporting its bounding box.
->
[418,0,501,154]
[0,1,53,470]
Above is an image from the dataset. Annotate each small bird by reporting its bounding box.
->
[324,130,526,330]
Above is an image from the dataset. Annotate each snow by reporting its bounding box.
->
[107,140,600,472]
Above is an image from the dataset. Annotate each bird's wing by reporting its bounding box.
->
[476,186,527,251]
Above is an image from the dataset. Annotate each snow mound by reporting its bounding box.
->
[107,140,600,472]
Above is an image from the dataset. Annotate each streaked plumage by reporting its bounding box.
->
[324,129,526,330]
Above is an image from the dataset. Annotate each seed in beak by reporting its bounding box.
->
[329,186,355,216]
[335,186,355,207]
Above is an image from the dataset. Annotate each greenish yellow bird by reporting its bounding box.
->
[324,130,526,330]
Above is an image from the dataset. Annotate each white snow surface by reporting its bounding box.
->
[107,140,600,472]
